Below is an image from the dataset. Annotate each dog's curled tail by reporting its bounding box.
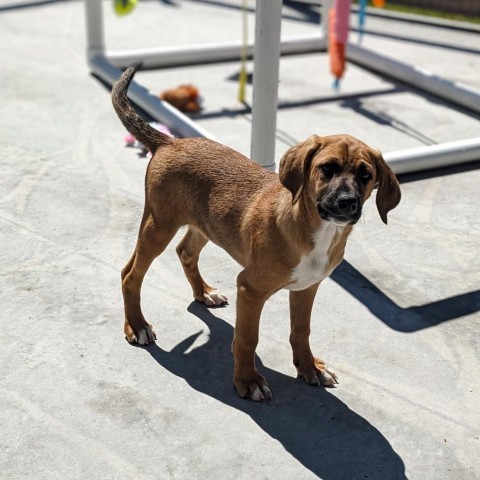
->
[111,65,173,154]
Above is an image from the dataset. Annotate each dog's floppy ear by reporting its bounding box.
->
[279,135,321,205]
[374,152,401,224]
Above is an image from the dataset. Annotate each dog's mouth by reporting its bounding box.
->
[317,204,360,226]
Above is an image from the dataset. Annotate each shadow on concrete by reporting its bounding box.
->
[0,0,68,13]
[331,261,480,333]
[142,302,406,480]
[339,97,437,145]
[190,86,406,122]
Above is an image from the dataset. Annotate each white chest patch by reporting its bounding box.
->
[287,223,344,291]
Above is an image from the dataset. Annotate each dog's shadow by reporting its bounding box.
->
[143,302,406,479]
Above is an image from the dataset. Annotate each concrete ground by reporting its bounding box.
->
[1,1,479,479]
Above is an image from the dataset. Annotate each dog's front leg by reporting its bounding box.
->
[232,270,272,401]
[289,283,338,386]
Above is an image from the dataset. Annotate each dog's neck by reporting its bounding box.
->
[276,187,321,245]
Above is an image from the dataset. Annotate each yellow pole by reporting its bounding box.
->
[238,0,249,103]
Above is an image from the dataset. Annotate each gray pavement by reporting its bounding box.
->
[1,1,479,479]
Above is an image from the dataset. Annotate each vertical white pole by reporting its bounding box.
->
[250,0,283,171]
[85,0,105,61]
[321,0,334,39]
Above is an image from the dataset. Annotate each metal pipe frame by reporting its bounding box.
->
[85,0,480,174]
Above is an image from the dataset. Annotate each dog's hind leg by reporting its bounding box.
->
[232,268,272,401]
[122,211,178,345]
[176,226,228,306]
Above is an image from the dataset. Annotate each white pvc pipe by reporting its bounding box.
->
[89,55,217,140]
[321,0,334,39]
[250,0,283,171]
[85,0,480,175]
[106,34,326,70]
[85,0,105,60]
[347,43,480,114]
[384,137,480,174]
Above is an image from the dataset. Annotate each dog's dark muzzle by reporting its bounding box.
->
[317,193,362,225]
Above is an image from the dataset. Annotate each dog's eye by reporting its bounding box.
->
[321,164,334,176]
[360,171,372,182]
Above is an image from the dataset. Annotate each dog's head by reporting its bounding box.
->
[279,134,401,225]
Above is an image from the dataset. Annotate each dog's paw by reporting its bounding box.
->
[203,289,228,307]
[318,364,338,386]
[250,383,272,402]
[297,358,338,387]
[234,372,272,401]
[125,323,156,345]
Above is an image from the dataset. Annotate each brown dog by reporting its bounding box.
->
[112,66,401,401]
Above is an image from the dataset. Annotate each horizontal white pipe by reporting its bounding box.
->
[106,34,326,70]
[384,137,480,175]
[89,55,217,140]
[347,43,480,114]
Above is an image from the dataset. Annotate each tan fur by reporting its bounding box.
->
[113,67,401,401]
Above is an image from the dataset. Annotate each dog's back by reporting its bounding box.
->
[112,66,279,264]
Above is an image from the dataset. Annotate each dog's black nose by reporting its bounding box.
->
[336,195,359,215]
